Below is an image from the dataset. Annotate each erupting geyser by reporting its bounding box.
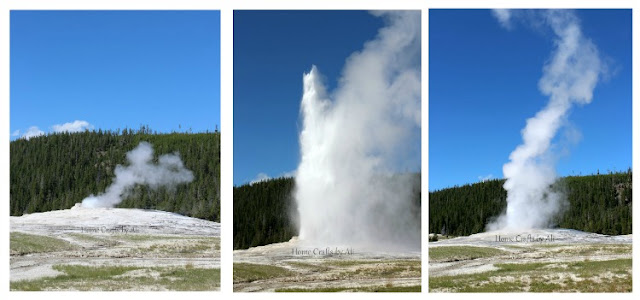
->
[81,142,194,208]
[488,10,604,231]
[294,11,421,250]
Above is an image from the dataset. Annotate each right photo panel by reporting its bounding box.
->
[429,9,632,292]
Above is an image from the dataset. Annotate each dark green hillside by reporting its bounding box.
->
[233,177,297,250]
[429,170,632,237]
[234,173,421,250]
[10,128,220,222]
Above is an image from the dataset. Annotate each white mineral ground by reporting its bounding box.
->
[429,228,632,278]
[10,205,220,283]
[233,238,421,292]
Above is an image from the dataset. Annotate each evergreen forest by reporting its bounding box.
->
[429,170,632,237]
[233,177,297,250]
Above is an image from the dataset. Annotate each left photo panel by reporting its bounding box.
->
[9,10,221,291]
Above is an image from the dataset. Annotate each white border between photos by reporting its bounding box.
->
[0,0,637,299]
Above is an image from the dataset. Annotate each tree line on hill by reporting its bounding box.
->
[233,177,297,250]
[429,170,632,237]
[10,127,220,222]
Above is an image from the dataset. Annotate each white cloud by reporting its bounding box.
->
[22,126,44,140]
[249,170,297,185]
[478,174,494,182]
[14,120,93,141]
[281,170,297,178]
[52,120,93,133]
[492,9,512,29]
[250,173,271,185]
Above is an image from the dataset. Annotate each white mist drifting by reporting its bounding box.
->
[294,11,421,250]
[488,10,603,230]
[81,142,194,208]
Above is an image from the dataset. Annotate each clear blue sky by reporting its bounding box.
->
[234,11,384,186]
[11,10,220,139]
[429,9,632,191]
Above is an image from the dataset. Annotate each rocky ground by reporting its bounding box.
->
[233,238,421,292]
[429,228,632,292]
[10,206,220,291]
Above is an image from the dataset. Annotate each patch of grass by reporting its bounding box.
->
[156,267,220,290]
[145,240,215,254]
[565,258,632,275]
[347,265,420,278]
[233,263,295,283]
[10,265,139,291]
[277,285,421,292]
[55,264,137,278]
[68,233,120,247]
[10,265,220,291]
[429,246,507,262]
[324,260,379,267]
[429,258,632,292]
[545,244,632,256]
[124,238,219,257]
[321,260,421,281]
[456,281,525,293]
[493,261,550,272]
[10,232,78,255]
[286,261,331,272]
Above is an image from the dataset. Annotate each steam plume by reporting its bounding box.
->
[294,11,421,250]
[81,142,194,208]
[488,10,602,230]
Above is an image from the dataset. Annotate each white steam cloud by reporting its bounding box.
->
[488,10,603,230]
[294,11,421,250]
[52,120,93,133]
[81,142,194,208]
[16,120,93,140]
